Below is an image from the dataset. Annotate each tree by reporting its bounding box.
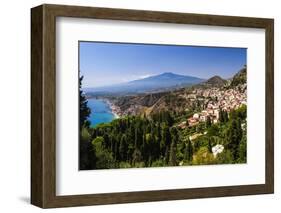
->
[206,116,212,128]
[208,139,212,153]
[193,147,215,165]
[132,148,142,166]
[119,134,127,161]
[134,125,143,149]
[184,139,193,163]
[196,122,204,133]
[114,138,120,161]
[103,133,110,149]
[161,124,171,159]
[127,143,134,163]
[219,109,223,123]
[151,125,160,161]
[169,127,178,166]
[219,109,228,123]
[145,133,154,165]
[237,104,247,120]
[166,111,174,126]
[79,127,95,170]
[169,140,177,166]
[79,75,91,129]
[79,75,92,169]
[142,133,149,165]
[208,124,219,137]
[155,123,162,152]
[92,136,114,169]
[216,150,234,164]
[225,118,243,160]
[223,111,229,122]
[238,133,247,163]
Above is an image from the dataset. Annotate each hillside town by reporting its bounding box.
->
[178,83,247,129]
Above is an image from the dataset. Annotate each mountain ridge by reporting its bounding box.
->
[85,72,205,95]
[109,67,246,116]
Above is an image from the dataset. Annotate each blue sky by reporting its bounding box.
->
[79,41,246,88]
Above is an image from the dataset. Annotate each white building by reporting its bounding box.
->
[193,113,200,119]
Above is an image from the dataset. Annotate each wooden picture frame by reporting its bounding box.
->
[31,4,274,208]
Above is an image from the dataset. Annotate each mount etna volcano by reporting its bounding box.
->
[84,72,205,95]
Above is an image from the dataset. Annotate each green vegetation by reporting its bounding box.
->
[230,66,247,87]
[79,75,93,170]
[79,72,247,170]
[79,75,91,129]
[79,105,247,170]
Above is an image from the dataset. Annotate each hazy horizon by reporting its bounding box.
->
[79,42,246,88]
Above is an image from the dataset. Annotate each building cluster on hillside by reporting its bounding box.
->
[178,84,247,129]
[122,105,141,116]
[111,103,141,117]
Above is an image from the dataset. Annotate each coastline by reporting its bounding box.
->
[105,99,121,119]
[112,111,120,119]
[88,97,121,119]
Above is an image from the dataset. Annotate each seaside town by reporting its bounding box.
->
[107,82,247,132]
[79,41,248,170]
[81,71,247,170]
[82,80,247,168]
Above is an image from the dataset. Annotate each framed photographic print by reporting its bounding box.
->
[31,4,274,208]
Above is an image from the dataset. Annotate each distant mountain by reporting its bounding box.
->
[230,66,247,87]
[106,67,246,117]
[85,72,204,95]
[203,75,227,87]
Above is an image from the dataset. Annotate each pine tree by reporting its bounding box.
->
[226,118,243,160]
[132,148,142,166]
[79,127,95,170]
[223,111,229,122]
[119,134,127,161]
[134,126,143,149]
[103,133,110,149]
[184,139,193,163]
[238,133,247,163]
[206,116,212,128]
[169,127,178,166]
[142,133,149,165]
[219,110,224,123]
[166,111,174,126]
[79,74,92,169]
[146,133,153,165]
[161,124,171,158]
[169,140,177,166]
[150,124,160,161]
[79,75,91,129]
[208,139,212,153]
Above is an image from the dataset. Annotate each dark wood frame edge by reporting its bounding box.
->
[31,4,274,208]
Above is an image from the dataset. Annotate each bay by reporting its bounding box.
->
[87,98,116,127]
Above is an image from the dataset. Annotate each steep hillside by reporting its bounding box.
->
[230,66,247,87]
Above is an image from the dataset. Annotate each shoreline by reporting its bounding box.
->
[88,97,121,119]
[105,99,121,119]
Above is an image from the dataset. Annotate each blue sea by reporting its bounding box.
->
[87,99,116,127]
